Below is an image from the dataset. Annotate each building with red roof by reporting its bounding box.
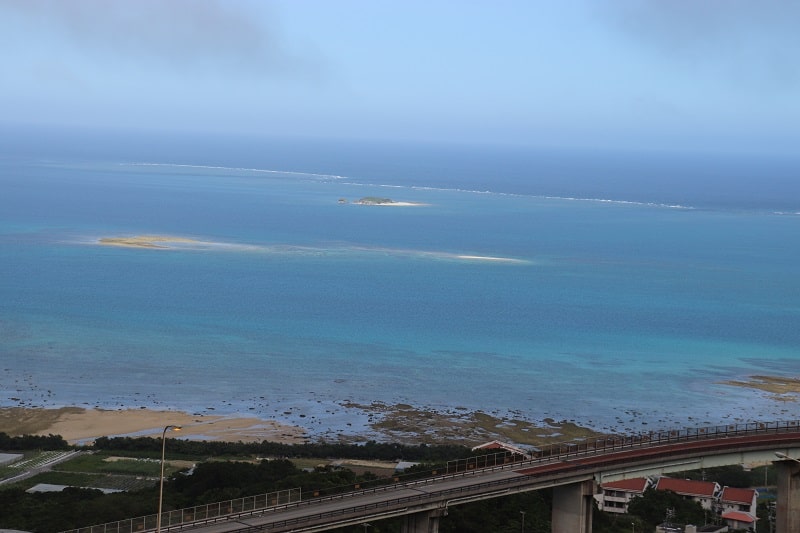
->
[655,477,721,511]
[719,486,758,515]
[596,477,652,514]
[470,440,531,460]
[721,510,756,530]
[596,474,758,531]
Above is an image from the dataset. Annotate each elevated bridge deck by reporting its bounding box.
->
[64,420,800,533]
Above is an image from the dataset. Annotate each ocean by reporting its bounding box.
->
[2,130,799,439]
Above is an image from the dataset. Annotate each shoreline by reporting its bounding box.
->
[3,371,798,448]
[0,404,604,448]
[0,407,308,445]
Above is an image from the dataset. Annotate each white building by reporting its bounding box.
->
[596,477,651,514]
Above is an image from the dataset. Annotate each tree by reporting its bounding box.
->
[627,488,705,527]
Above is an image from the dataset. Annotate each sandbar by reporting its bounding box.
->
[366,201,428,207]
[98,235,200,249]
[0,407,307,445]
[722,375,800,400]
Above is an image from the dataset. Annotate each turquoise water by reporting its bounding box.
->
[1,137,799,436]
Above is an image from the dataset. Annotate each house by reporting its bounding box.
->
[719,486,758,515]
[718,486,758,530]
[595,477,651,514]
[597,474,756,531]
[470,440,532,460]
[655,477,721,511]
[720,510,756,531]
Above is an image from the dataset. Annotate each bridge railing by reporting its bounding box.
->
[59,488,301,533]
[536,419,800,461]
[443,420,800,474]
[445,450,525,474]
[225,470,550,533]
[60,419,800,533]
[178,420,800,532]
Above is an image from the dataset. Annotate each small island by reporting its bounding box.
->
[349,197,427,207]
[98,235,200,249]
[355,196,395,205]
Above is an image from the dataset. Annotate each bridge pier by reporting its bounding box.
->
[551,479,595,533]
[775,458,800,533]
[400,508,446,533]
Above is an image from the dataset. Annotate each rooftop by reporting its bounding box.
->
[656,477,718,497]
[721,510,757,523]
[602,477,649,492]
[471,440,530,457]
[720,486,757,504]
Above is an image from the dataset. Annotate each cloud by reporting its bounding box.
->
[600,0,800,89]
[0,0,324,81]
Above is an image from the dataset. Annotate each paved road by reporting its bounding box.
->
[0,450,83,486]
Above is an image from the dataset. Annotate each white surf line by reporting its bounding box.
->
[456,255,528,263]
[124,162,347,181]
[126,163,693,210]
[337,181,693,210]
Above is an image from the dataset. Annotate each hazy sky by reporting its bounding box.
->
[1,0,799,153]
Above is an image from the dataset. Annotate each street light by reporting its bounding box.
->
[157,425,181,533]
[775,452,800,464]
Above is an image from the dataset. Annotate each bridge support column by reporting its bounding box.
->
[400,508,446,533]
[551,480,595,533]
[775,459,800,533]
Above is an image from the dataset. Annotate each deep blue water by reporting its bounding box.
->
[1,130,799,437]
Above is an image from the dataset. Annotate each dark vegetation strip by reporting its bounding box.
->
[90,436,473,462]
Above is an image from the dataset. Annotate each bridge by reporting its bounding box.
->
[67,420,800,533]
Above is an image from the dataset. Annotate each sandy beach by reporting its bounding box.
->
[1,376,796,449]
[1,374,797,447]
[0,403,605,448]
[0,407,308,445]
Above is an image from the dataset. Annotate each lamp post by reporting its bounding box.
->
[157,425,181,533]
[775,452,800,464]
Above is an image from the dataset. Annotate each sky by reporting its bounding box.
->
[1,0,799,153]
